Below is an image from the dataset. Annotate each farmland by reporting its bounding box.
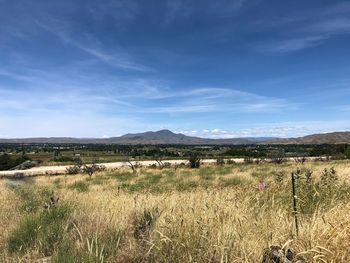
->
[1,159,349,262]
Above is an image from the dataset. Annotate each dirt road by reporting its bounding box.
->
[0,157,327,177]
[0,159,219,177]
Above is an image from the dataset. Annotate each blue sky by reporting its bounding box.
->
[1,0,350,138]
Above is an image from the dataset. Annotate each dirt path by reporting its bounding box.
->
[0,157,327,177]
[0,159,226,177]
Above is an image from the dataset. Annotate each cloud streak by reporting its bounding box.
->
[256,2,350,53]
[36,20,152,72]
[143,88,294,113]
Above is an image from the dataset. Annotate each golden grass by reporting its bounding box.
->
[1,160,350,262]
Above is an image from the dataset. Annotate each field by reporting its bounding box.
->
[1,160,350,262]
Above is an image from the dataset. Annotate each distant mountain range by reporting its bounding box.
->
[0,130,349,145]
[265,131,350,144]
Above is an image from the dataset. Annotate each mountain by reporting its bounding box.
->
[0,130,349,145]
[0,129,273,145]
[102,130,271,144]
[264,131,350,144]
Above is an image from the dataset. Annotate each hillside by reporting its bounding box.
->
[0,129,272,145]
[0,130,349,145]
[265,132,350,144]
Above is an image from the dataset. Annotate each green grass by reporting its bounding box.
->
[68,181,89,192]
[220,176,245,187]
[110,171,137,182]
[8,202,73,256]
[87,175,109,185]
[13,185,53,213]
[175,180,199,191]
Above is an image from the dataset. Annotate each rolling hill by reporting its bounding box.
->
[265,131,350,144]
[0,130,349,145]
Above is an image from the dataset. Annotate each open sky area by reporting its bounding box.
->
[1,0,350,138]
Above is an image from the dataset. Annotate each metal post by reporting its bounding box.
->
[291,172,299,236]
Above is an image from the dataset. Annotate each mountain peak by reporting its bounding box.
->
[154,129,176,135]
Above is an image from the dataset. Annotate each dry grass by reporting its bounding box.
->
[1,160,350,262]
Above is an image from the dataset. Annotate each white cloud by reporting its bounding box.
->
[180,120,350,138]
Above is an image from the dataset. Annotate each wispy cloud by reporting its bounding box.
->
[259,36,327,53]
[335,105,350,112]
[164,0,245,25]
[256,2,350,53]
[143,87,295,113]
[36,20,152,72]
[87,0,139,31]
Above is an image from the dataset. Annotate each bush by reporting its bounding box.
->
[226,159,236,164]
[52,156,74,163]
[216,157,225,166]
[188,153,201,168]
[66,165,81,175]
[0,153,30,170]
[244,157,254,164]
[320,167,338,187]
[267,149,285,164]
[133,207,159,240]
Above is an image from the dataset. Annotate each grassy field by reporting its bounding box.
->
[1,160,350,262]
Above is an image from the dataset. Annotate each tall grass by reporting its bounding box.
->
[1,161,350,262]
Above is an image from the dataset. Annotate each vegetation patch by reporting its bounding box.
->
[68,181,89,192]
[7,202,73,256]
[110,171,137,182]
[220,176,245,187]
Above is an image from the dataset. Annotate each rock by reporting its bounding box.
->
[262,245,296,263]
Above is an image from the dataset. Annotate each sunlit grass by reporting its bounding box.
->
[1,160,350,262]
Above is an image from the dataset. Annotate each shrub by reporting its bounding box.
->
[226,159,236,164]
[66,165,81,175]
[52,156,74,163]
[320,167,338,187]
[244,157,254,164]
[83,164,98,177]
[133,207,159,241]
[188,153,201,168]
[267,149,285,164]
[216,157,225,166]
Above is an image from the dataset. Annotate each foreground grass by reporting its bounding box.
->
[0,160,350,262]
